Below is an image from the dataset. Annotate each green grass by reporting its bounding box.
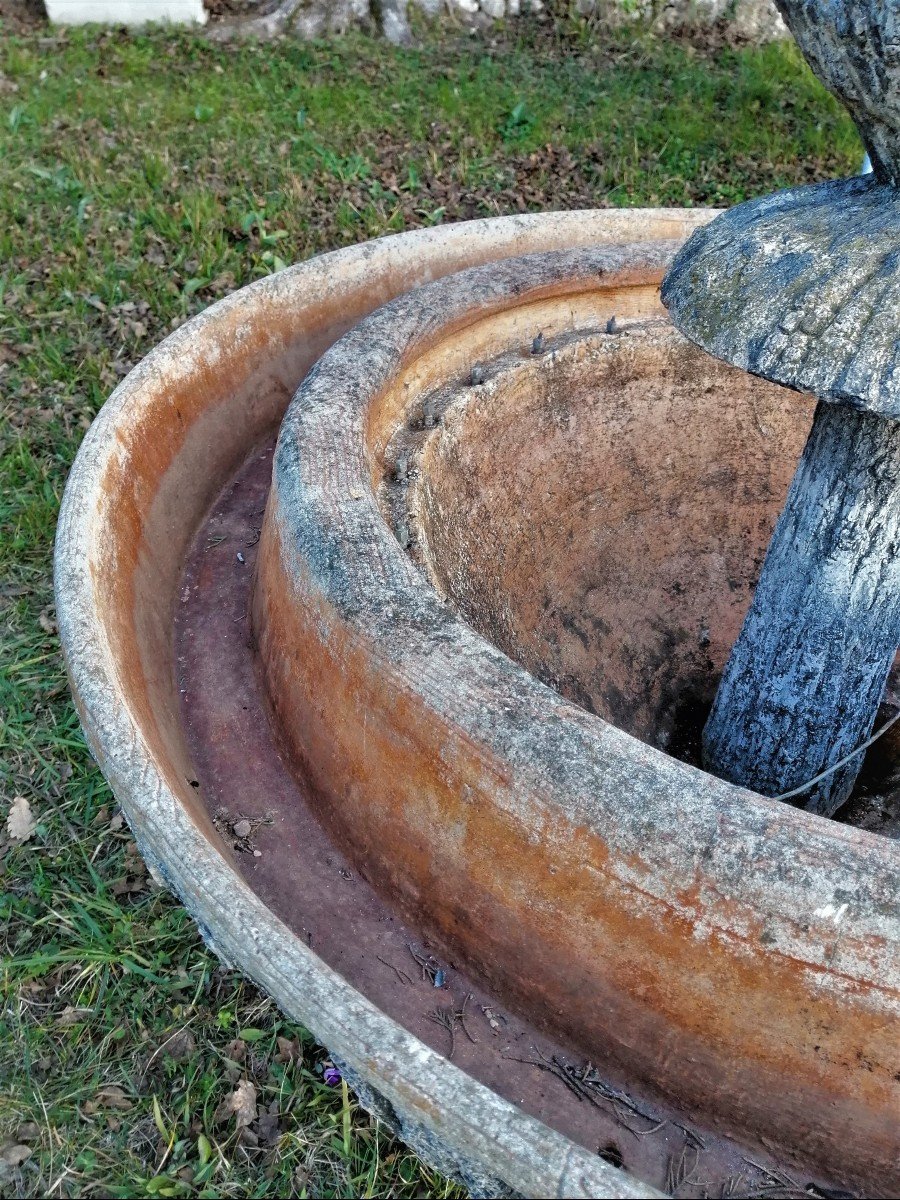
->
[0,13,860,1199]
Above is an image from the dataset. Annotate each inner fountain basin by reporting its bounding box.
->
[54,211,900,1200]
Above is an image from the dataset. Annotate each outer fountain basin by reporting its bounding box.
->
[257,246,900,1193]
[55,211,726,1200]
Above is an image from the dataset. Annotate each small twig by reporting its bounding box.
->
[407,944,442,985]
[456,993,479,1045]
[633,1118,668,1137]
[667,1145,703,1196]
[426,1006,457,1059]
[674,1120,707,1150]
[427,993,479,1060]
[376,956,414,986]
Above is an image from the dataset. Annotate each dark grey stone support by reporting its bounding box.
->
[703,400,900,816]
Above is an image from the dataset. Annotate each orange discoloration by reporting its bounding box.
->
[255,256,900,1191]
[257,506,899,1182]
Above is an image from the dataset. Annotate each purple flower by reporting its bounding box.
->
[323,1066,342,1086]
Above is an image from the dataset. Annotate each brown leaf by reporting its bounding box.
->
[255,1103,280,1146]
[160,1028,196,1062]
[57,1005,92,1027]
[224,1038,247,1063]
[15,1124,39,1143]
[274,1036,302,1065]
[6,796,35,843]
[1,1144,32,1167]
[38,606,57,635]
[95,1085,133,1110]
[214,1079,257,1128]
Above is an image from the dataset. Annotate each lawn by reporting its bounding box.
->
[0,12,861,1199]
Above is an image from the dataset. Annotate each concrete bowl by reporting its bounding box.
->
[56,210,900,1199]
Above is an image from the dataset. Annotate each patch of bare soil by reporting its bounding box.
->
[0,0,45,32]
[310,121,849,241]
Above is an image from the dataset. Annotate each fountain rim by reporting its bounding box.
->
[256,239,900,1188]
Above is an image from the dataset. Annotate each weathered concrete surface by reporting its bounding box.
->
[774,0,900,185]
[663,1,900,815]
[257,244,900,1195]
[662,3,900,408]
[406,320,814,751]
[55,210,711,1200]
[661,175,900,416]
[703,399,900,815]
[210,0,786,43]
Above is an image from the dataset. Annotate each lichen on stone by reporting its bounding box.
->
[662,1,900,416]
[662,175,900,416]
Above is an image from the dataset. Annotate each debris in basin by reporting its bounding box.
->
[376,955,414,985]
[212,809,273,852]
[508,1047,660,1128]
[427,993,478,1059]
[481,1005,507,1030]
[662,0,900,816]
[407,944,444,985]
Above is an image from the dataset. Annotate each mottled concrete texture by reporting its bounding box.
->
[663,0,900,814]
[208,0,786,45]
[702,398,900,814]
[774,0,900,185]
[55,211,711,1200]
[662,175,900,415]
[258,242,900,1194]
[663,2,900,409]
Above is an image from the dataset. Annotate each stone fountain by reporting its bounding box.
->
[664,0,900,817]
[56,12,899,1198]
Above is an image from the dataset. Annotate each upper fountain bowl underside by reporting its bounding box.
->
[662,176,900,416]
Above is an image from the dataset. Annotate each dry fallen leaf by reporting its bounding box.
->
[95,1085,133,1110]
[1,1144,32,1167]
[57,1005,92,1027]
[38,606,57,635]
[275,1035,302,1065]
[6,796,35,843]
[159,1028,195,1062]
[214,1079,257,1128]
